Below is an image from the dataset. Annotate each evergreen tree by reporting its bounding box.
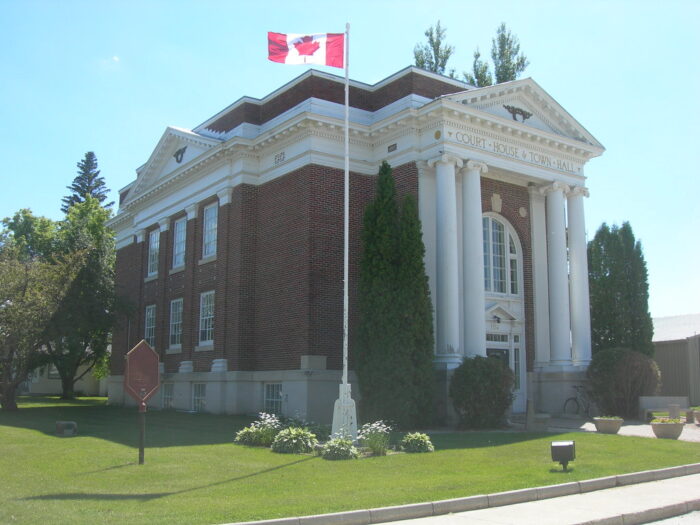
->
[413,21,455,77]
[464,23,529,86]
[588,222,654,356]
[355,162,435,428]
[61,152,113,213]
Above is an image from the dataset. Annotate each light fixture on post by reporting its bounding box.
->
[551,440,576,471]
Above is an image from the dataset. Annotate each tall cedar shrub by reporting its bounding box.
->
[588,222,654,356]
[356,161,435,428]
[586,347,660,418]
[449,356,514,429]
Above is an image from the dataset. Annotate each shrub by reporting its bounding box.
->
[400,432,434,453]
[449,356,514,429]
[234,412,282,447]
[587,347,660,419]
[321,434,359,460]
[271,427,318,454]
[358,420,392,456]
[651,417,681,424]
[281,416,331,442]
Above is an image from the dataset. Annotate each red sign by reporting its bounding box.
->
[124,340,160,406]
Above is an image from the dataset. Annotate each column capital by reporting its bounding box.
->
[185,204,198,220]
[567,185,590,198]
[539,181,570,196]
[464,160,488,174]
[427,154,463,170]
[217,187,233,206]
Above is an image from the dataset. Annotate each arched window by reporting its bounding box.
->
[483,216,520,295]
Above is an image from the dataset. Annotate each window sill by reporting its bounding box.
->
[144,274,158,283]
[195,343,214,352]
[198,255,217,266]
[165,345,182,354]
[169,266,185,275]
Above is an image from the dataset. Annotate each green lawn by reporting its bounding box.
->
[2,397,700,525]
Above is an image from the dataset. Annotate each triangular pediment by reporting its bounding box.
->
[124,127,221,205]
[445,78,603,149]
[485,303,519,322]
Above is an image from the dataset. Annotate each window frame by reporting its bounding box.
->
[198,291,215,345]
[264,383,283,415]
[144,304,156,348]
[192,383,206,412]
[147,229,160,277]
[202,204,218,259]
[161,383,174,409]
[172,217,186,269]
[483,215,522,297]
[169,298,183,349]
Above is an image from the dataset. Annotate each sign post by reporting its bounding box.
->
[124,340,160,465]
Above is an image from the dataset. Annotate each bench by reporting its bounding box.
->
[639,396,692,422]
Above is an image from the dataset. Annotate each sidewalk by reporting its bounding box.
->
[396,471,700,524]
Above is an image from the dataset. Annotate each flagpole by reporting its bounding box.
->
[331,21,357,441]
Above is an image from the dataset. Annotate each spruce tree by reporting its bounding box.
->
[356,162,435,428]
[588,222,654,356]
[61,152,113,213]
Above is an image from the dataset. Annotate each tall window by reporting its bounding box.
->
[145,304,156,347]
[161,383,174,409]
[202,204,218,258]
[199,291,215,344]
[483,217,520,295]
[172,217,186,268]
[193,383,206,412]
[169,298,183,347]
[147,229,160,276]
[264,383,282,414]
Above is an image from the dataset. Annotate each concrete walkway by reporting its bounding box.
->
[396,472,700,524]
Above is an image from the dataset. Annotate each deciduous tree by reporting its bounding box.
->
[464,23,529,86]
[413,21,455,77]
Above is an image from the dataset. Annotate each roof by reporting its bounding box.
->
[653,314,700,342]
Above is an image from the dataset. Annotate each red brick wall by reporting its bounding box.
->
[111,162,535,377]
[204,72,465,133]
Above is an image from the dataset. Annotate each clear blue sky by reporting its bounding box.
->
[1,0,698,319]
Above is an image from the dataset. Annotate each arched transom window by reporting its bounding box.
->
[483,216,520,295]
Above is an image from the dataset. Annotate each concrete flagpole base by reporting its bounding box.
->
[331,383,357,441]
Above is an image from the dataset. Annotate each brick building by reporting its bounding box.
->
[107,66,604,422]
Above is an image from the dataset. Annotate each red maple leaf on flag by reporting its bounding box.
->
[294,35,320,56]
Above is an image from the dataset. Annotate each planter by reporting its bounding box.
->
[651,422,684,439]
[593,417,623,434]
[694,410,700,426]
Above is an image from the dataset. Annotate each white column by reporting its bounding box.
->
[461,160,487,357]
[429,154,462,358]
[542,182,572,365]
[528,185,551,367]
[567,186,592,366]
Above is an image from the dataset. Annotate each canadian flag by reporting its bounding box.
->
[268,32,344,68]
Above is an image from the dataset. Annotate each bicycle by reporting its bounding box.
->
[562,385,592,418]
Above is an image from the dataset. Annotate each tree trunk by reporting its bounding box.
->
[60,374,75,399]
[1,384,18,411]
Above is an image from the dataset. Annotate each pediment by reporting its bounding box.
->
[445,78,603,149]
[124,127,221,205]
[485,303,519,322]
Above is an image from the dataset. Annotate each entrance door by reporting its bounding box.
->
[486,332,526,413]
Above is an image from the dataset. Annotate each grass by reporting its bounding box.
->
[2,397,700,525]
